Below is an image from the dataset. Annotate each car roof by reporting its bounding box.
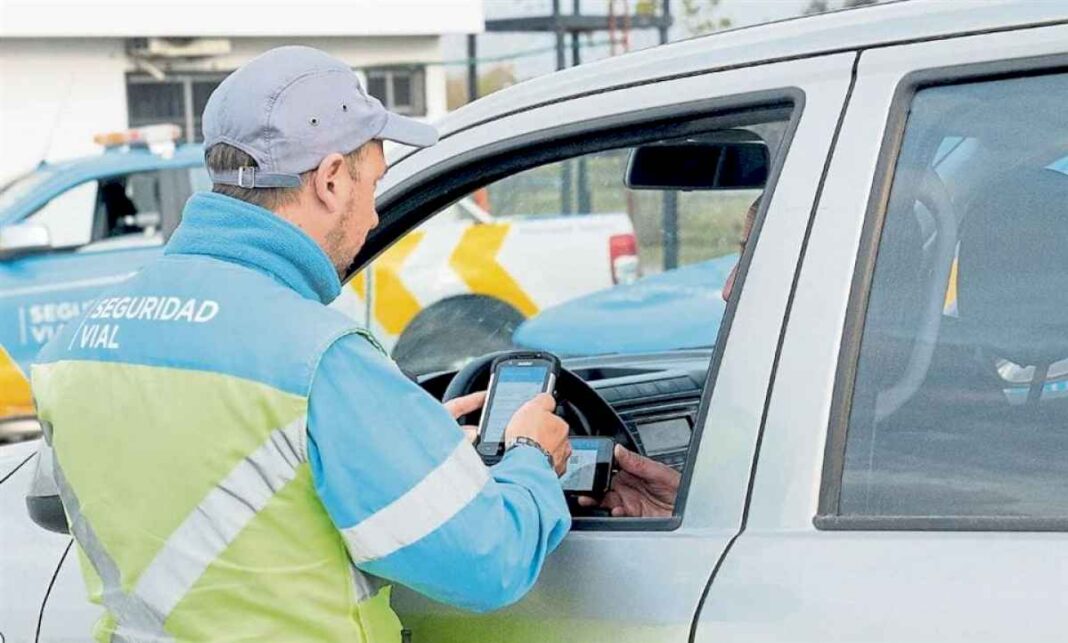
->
[428,0,1068,145]
[1,144,204,223]
[37,143,204,177]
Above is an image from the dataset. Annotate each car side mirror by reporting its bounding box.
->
[625,140,769,191]
[0,223,51,260]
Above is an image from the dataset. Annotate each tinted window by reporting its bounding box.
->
[840,73,1068,518]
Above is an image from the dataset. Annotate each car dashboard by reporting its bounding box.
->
[565,350,709,471]
[419,349,711,470]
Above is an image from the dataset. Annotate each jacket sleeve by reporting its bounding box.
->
[306,333,571,612]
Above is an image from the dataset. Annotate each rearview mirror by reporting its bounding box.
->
[0,223,51,260]
[625,139,769,191]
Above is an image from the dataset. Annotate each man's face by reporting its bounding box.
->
[721,198,760,303]
[324,141,386,276]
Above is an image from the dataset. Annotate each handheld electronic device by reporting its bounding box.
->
[476,352,560,463]
[560,436,615,497]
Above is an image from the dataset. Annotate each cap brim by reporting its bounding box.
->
[376,111,439,148]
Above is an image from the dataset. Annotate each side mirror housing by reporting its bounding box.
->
[625,139,769,191]
[0,223,51,259]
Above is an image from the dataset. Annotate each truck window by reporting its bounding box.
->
[24,170,178,253]
[837,72,1068,519]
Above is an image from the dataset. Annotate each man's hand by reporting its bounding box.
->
[577,445,680,517]
[443,390,486,445]
[505,393,571,476]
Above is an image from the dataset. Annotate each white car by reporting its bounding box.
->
[5,1,1068,641]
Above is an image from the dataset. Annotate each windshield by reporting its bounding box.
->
[0,168,55,213]
[345,112,791,376]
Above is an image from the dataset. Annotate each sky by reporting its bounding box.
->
[442,0,815,83]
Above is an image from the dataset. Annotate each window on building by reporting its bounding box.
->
[838,72,1068,519]
[127,74,227,143]
[364,67,426,117]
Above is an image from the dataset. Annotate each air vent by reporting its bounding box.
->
[597,376,699,404]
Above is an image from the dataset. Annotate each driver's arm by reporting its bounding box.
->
[307,333,571,612]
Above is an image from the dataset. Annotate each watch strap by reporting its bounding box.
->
[506,436,555,472]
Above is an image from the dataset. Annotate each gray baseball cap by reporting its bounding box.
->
[202,46,438,189]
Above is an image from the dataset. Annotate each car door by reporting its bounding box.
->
[0,439,78,643]
[696,22,1068,642]
[0,167,190,427]
[370,52,854,642]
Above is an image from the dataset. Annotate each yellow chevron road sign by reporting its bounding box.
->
[0,345,33,419]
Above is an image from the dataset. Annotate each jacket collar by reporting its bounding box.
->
[165,192,341,304]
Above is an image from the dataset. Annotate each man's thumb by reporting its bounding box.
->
[527,392,556,411]
[615,444,644,474]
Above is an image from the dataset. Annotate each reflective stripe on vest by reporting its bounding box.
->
[342,439,489,564]
[51,414,385,640]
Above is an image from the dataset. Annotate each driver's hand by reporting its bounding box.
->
[443,390,486,445]
[577,445,680,517]
[505,393,571,476]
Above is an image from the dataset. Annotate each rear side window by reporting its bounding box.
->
[838,72,1068,519]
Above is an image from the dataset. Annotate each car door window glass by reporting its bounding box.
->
[26,171,171,253]
[839,72,1068,518]
[370,117,788,378]
[351,98,804,531]
[352,109,794,510]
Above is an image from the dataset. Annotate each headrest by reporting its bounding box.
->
[958,167,1068,367]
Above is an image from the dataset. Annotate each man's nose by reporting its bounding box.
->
[723,262,742,303]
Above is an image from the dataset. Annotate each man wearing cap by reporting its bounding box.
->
[28,46,571,641]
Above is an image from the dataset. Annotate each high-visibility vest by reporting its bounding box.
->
[31,245,402,642]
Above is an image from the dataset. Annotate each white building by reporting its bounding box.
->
[0,0,484,182]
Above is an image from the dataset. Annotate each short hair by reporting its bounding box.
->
[204,143,370,210]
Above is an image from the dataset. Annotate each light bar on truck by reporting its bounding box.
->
[93,124,182,148]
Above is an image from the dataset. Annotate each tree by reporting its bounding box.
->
[804,0,881,15]
[804,0,830,15]
[680,0,731,37]
[446,64,518,110]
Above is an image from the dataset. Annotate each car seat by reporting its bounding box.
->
[99,181,138,238]
[957,167,1068,405]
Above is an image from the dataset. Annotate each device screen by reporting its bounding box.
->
[481,364,549,451]
[560,437,613,494]
[560,448,599,491]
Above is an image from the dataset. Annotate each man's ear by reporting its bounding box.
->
[312,153,347,212]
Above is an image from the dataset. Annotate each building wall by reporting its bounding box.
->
[0,38,128,183]
[165,36,449,120]
[0,35,447,184]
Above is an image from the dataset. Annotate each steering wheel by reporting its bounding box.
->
[442,350,636,451]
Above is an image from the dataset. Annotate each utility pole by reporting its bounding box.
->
[555,0,573,213]
[466,34,478,103]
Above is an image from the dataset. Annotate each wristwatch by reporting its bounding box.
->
[505,436,556,473]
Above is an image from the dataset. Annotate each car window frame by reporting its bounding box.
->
[367,88,805,531]
[816,53,1068,533]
